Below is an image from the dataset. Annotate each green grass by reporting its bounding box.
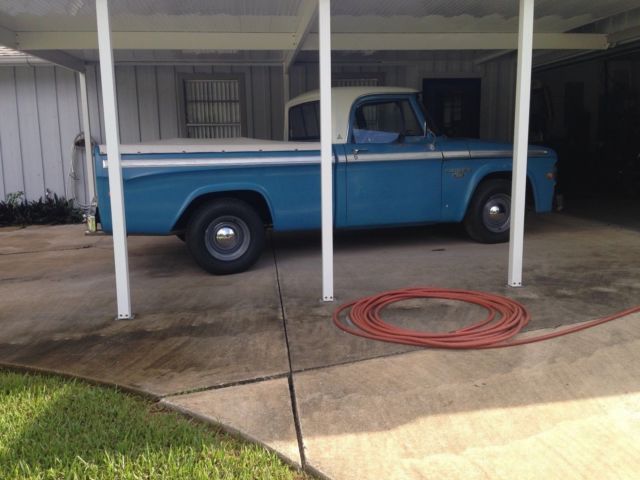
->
[0,370,306,480]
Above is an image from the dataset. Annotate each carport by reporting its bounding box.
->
[1,0,635,320]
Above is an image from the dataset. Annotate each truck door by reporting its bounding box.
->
[343,96,443,227]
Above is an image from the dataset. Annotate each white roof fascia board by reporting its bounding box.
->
[0,24,17,48]
[283,0,317,72]
[14,31,609,51]
[16,31,296,50]
[25,49,85,71]
[0,56,48,65]
[608,25,640,46]
[301,32,610,51]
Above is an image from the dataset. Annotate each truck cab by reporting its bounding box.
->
[285,87,555,232]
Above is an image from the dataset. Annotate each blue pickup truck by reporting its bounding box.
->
[95,87,557,274]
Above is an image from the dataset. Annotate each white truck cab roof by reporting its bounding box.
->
[285,86,419,144]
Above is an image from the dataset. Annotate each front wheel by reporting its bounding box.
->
[186,199,265,274]
[464,179,511,244]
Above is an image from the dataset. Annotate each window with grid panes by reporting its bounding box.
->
[182,77,244,138]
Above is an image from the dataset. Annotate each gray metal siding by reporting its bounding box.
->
[35,67,66,201]
[0,67,25,200]
[0,58,516,202]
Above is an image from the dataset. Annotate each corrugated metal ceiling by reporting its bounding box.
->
[2,0,302,17]
[334,0,639,21]
[0,0,639,34]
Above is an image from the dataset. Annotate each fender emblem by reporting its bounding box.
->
[445,167,471,178]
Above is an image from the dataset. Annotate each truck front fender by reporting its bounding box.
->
[441,160,545,222]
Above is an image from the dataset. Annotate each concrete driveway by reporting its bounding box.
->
[1,213,640,479]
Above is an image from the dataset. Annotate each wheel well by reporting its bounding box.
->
[172,190,273,232]
[478,172,536,209]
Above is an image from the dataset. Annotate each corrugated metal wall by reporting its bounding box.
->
[0,65,86,204]
[0,56,516,202]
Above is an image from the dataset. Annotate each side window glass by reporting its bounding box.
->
[400,101,422,136]
[289,101,320,141]
[353,99,421,144]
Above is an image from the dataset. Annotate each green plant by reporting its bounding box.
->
[5,191,24,206]
[0,192,83,227]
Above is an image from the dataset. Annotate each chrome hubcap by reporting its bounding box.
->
[204,216,251,261]
[215,226,238,250]
[482,194,511,233]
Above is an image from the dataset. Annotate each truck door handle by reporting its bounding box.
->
[353,148,368,156]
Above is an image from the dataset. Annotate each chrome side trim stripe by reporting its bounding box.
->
[529,149,550,157]
[348,151,443,163]
[468,149,549,159]
[102,156,323,169]
[469,150,510,159]
[102,148,551,169]
[442,150,470,160]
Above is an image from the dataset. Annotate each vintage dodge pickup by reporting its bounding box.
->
[95,87,557,274]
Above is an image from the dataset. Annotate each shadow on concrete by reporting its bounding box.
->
[0,228,289,397]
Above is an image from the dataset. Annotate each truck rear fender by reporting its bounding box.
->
[172,185,275,233]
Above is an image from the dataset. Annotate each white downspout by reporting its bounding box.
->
[78,71,96,205]
[95,0,133,319]
[508,0,535,287]
[319,0,334,301]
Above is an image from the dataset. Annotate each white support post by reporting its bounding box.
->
[318,0,334,301]
[508,0,535,288]
[96,0,133,319]
[78,71,96,203]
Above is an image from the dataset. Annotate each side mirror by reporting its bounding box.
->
[424,121,436,146]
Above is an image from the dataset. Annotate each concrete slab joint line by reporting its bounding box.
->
[271,230,308,468]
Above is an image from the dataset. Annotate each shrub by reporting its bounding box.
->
[0,191,83,227]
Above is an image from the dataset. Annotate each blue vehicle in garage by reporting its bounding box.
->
[94,87,557,274]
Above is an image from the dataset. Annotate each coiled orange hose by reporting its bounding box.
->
[333,287,640,349]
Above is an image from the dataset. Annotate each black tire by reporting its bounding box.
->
[464,179,512,244]
[186,199,265,275]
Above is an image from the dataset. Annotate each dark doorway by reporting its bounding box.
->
[423,78,481,138]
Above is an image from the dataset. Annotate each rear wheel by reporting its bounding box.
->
[464,179,511,244]
[186,199,265,274]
